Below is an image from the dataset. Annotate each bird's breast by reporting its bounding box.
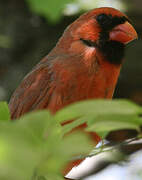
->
[48,56,121,113]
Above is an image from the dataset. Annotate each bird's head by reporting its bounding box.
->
[57,7,137,65]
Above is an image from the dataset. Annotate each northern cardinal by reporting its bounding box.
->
[9,7,137,174]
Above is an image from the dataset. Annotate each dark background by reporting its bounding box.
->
[0,0,142,104]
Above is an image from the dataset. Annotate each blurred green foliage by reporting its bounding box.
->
[55,100,142,138]
[26,0,72,22]
[0,100,142,179]
[0,102,93,180]
[0,102,10,121]
[0,35,11,48]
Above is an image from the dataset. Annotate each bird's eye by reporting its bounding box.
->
[80,38,97,47]
[96,14,112,28]
[97,14,108,22]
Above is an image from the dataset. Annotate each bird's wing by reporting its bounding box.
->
[9,52,100,120]
[9,60,55,119]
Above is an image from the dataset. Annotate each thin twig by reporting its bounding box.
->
[71,136,142,161]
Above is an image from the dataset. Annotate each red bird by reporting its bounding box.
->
[9,7,137,139]
[9,7,137,175]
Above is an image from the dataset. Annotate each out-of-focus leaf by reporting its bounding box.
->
[62,132,94,157]
[87,121,139,139]
[86,114,142,138]
[45,174,64,180]
[0,35,11,48]
[61,117,86,135]
[0,109,64,180]
[0,102,10,121]
[55,99,142,123]
[4,109,92,179]
[26,0,72,22]
[0,99,142,179]
[0,123,42,180]
[36,132,93,178]
[87,114,142,126]
[17,110,61,141]
[56,100,142,139]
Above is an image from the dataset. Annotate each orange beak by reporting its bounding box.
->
[110,21,138,44]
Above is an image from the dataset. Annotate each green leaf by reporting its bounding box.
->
[61,117,87,135]
[0,35,12,48]
[56,100,142,139]
[0,99,141,179]
[44,174,64,180]
[0,102,10,121]
[36,131,93,177]
[88,114,142,126]
[0,110,63,180]
[62,132,94,157]
[86,114,141,138]
[17,111,55,140]
[0,122,42,180]
[26,0,72,22]
[55,99,142,123]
